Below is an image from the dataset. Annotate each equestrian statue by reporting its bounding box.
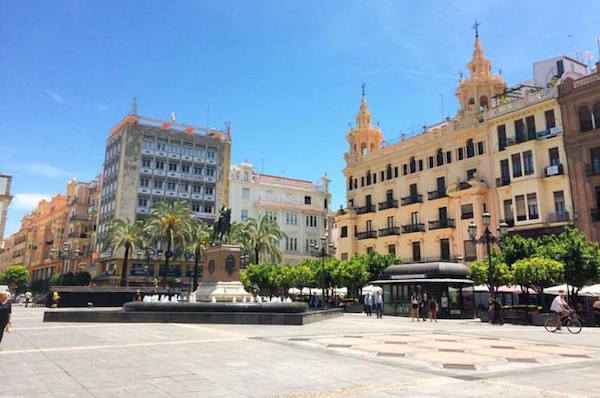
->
[213,206,232,241]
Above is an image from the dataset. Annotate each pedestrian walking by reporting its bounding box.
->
[428,297,437,322]
[51,290,60,308]
[411,294,419,322]
[419,295,427,322]
[24,291,32,308]
[374,291,383,318]
[364,293,373,317]
[0,291,12,346]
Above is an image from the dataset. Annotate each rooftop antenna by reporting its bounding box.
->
[130,97,137,115]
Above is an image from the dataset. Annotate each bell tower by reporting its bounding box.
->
[455,23,506,119]
[345,84,383,161]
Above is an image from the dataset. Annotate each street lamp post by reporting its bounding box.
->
[311,234,336,309]
[467,212,508,298]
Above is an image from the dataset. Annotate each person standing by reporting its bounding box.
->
[374,291,383,319]
[0,292,12,346]
[411,294,419,322]
[428,297,437,322]
[364,293,373,317]
[25,291,32,308]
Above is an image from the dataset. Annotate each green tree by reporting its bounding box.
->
[241,263,279,297]
[538,228,600,295]
[244,215,286,264]
[512,257,564,307]
[333,256,369,299]
[500,234,538,267]
[49,272,62,287]
[103,218,144,287]
[186,220,212,291]
[366,252,395,282]
[276,264,294,296]
[144,201,195,284]
[0,264,29,293]
[468,251,512,295]
[291,261,316,295]
[229,221,252,257]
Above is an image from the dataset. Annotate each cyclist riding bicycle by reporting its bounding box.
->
[550,289,570,330]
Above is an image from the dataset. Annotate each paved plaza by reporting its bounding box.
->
[1,308,599,397]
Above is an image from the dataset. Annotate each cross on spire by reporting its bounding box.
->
[473,21,481,38]
[362,82,366,97]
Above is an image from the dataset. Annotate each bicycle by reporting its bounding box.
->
[544,310,582,334]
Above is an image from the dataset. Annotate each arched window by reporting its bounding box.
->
[361,143,368,156]
[436,148,444,166]
[466,139,475,158]
[479,95,489,110]
[593,102,600,130]
[579,106,593,132]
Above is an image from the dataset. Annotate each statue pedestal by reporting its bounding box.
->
[194,245,249,302]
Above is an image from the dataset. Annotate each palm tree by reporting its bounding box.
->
[144,201,195,284]
[186,220,213,291]
[245,215,286,264]
[229,221,251,255]
[103,218,143,287]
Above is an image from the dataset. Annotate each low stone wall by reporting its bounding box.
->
[123,301,308,313]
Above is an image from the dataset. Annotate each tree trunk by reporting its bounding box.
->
[192,248,200,292]
[255,246,260,265]
[121,245,129,287]
[163,239,172,287]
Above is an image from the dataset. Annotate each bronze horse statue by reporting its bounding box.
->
[213,206,232,241]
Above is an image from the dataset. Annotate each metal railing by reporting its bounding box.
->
[496,176,510,187]
[487,86,557,119]
[428,218,456,230]
[427,190,447,200]
[401,194,423,206]
[378,199,398,210]
[356,230,377,240]
[401,223,425,233]
[355,204,377,214]
[378,227,401,237]
[501,218,515,227]
[547,212,570,223]
[544,163,564,177]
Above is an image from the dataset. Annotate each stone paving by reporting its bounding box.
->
[1,307,599,397]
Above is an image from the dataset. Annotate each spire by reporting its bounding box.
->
[356,83,372,129]
[467,22,491,78]
[130,97,137,115]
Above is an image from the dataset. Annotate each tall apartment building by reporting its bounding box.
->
[229,162,331,264]
[96,106,231,284]
[558,62,600,242]
[334,30,584,262]
[0,173,12,243]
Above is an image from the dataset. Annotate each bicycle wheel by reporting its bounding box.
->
[567,319,582,334]
[544,317,558,332]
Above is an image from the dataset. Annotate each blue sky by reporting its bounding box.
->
[1,1,598,236]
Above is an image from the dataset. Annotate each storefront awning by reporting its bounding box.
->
[371,278,474,285]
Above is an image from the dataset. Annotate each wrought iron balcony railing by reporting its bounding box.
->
[427,190,447,200]
[378,226,401,237]
[401,223,425,234]
[356,230,377,240]
[428,218,455,230]
[547,212,570,223]
[378,199,398,210]
[544,163,564,177]
[496,176,510,187]
[401,194,423,206]
[354,204,376,214]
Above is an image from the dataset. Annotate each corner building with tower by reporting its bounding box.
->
[334,30,589,262]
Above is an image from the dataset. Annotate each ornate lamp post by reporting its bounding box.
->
[467,212,508,297]
[311,233,336,309]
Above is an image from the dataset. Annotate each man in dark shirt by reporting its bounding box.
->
[0,291,12,345]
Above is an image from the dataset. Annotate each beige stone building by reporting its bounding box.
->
[334,31,578,262]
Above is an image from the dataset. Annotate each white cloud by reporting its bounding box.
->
[45,89,65,104]
[11,193,52,211]
[11,162,73,178]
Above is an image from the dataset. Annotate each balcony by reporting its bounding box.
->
[548,212,571,223]
[544,164,564,177]
[355,204,376,214]
[378,226,401,237]
[591,209,600,222]
[496,176,511,187]
[356,230,377,240]
[427,190,447,200]
[378,199,398,210]
[585,163,600,177]
[401,194,423,206]
[501,218,515,227]
[488,86,558,119]
[401,223,425,234]
[428,218,455,230]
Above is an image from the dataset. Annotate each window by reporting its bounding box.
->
[304,196,312,205]
[142,159,151,168]
[394,166,399,178]
[241,209,248,222]
[440,239,450,260]
[386,164,392,180]
[324,198,328,209]
[361,176,365,186]
[500,159,510,181]
[523,150,534,175]
[545,109,556,129]
[477,141,485,155]
[365,194,372,207]
[554,191,566,215]
[182,145,193,156]
[206,168,215,177]
[515,195,526,221]
[205,187,214,195]
[140,178,149,187]
[412,241,421,261]
[380,170,384,181]
[138,198,148,207]
[203,205,213,213]
[366,172,371,185]
[341,253,349,261]
[285,237,298,251]
[143,138,154,150]
[464,240,477,261]
[410,157,416,173]
[192,185,201,193]
[527,193,539,219]
[579,106,593,132]
[157,141,167,151]
[181,164,190,173]
[549,147,560,166]
[411,211,419,224]
[436,176,446,194]
[388,244,396,256]
[403,164,408,175]
[512,153,522,178]
[503,199,513,222]
[285,213,298,225]
[461,203,473,219]
[467,168,476,180]
[436,149,443,166]
[458,147,464,160]
[497,124,507,151]
[341,226,348,238]
[306,215,317,227]
[169,143,180,154]
[446,151,452,163]
[418,159,423,171]
[153,180,163,189]
[194,166,202,175]
[526,116,536,140]
[373,172,377,184]
[591,147,600,175]
[242,188,250,200]
[428,156,434,168]
[409,183,417,198]
[515,119,525,142]
[167,182,176,191]
[387,215,394,228]
[266,210,278,222]
[466,139,475,158]
[155,161,164,170]
[180,183,189,192]
[594,102,600,130]
[366,220,372,231]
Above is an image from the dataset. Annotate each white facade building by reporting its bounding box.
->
[229,162,332,264]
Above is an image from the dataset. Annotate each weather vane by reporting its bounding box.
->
[361,82,366,96]
[473,21,481,38]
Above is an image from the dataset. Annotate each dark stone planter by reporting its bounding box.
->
[343,303,363,313]
[124,301,308,313]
